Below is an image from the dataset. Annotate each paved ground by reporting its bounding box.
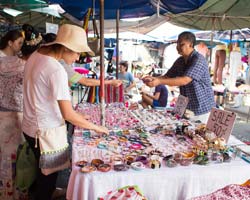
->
[225,105,250,143]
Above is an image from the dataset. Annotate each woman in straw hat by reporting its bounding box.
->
[22,24,109,200]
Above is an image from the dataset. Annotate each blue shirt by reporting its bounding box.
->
[118,72,134,89]
[165,50,215,115]
[155,85,168,107]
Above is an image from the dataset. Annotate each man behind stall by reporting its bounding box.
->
[143,31,215,123]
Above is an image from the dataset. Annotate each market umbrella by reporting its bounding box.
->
[47,0,207,20]
[0,0,47,11]
[103,31,164,42]
[195,29,250,43]
[14,10,62,27]
[166,0,250,31]
[1,10,60,30]
[0,7,71,30]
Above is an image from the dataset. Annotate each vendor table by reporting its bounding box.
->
[67,136,250,200]
[66,103,250,200]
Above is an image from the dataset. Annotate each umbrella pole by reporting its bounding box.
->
[116,9,120,79]
[99,0,105,126]
[209,30,214,64]
[228,30,233,69]
[209,17,215,73]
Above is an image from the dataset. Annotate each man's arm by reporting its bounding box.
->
[158,76,192,86]
[143,75,192,87]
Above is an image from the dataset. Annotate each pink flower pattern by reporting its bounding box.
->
[191,184,250,200]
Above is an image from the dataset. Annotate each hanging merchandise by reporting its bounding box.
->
[87,86,98,103]
[82,8,100,57]
[105,84,124,103]
[87,83,124,104]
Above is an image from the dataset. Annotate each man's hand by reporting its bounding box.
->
[111,79,122,87]
[142,76,160,87]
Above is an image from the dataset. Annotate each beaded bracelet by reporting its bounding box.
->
[97,143,107,149]
[114,164,130,171]
[166,159,178,168]
[81,165,97,173]
[91,159,104,167]
[75,160,88,167]
[135,155,148,165]
[118,136,128,143]
[149,155,161,169]
[125,155,136,165]
[98,164,111,172]
[131,161,145,171]
[112,156,124,165]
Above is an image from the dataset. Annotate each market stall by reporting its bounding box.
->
[66,103,250,200]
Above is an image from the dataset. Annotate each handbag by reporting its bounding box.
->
[15,142,37,190]
[37,124,70,176]
[82,8,100,57]
[87,18,100,56]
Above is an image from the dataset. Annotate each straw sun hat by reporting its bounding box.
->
[45,24,94,56]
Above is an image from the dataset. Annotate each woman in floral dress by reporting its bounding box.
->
[0,30,26,200]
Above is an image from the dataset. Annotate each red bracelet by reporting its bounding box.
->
[130,143,142,150]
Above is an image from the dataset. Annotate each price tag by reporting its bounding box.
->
[206,108,236,142]
[172,95,189,117]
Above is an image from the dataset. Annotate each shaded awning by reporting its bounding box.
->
[46,0,207,20]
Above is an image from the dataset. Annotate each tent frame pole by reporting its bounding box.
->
[99,0,105,126]
[116,9,120,79]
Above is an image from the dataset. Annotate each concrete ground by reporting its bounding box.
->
[225,104,250,143]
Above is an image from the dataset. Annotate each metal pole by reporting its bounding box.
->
[100,0,105,126]
[228,30,233,69]
[209,16,215,64]
[116,9,120,79]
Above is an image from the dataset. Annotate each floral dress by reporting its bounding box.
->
[0,54,27,200]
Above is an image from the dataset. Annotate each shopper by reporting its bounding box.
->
[0,29,25,199]
[22,24,108,200]
[213,45,226,85]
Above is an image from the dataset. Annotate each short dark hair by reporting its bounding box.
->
[119,60,128,71]
[178,31,196,48]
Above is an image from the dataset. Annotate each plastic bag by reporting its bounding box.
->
[15,142,37,190]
